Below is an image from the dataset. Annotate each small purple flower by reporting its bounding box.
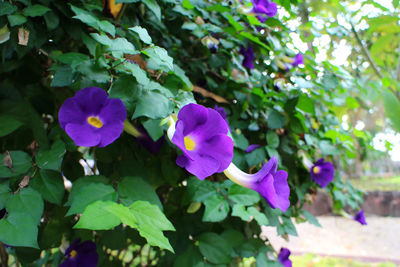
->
[225,156,290,212]
[59,87,127,147]
[60,239,98,267]
[208,43,218,53]
[251,0,277,22]
[291,53,303,67]
[278,248,292,267]
[171,103,234,180]
[136,125,164,155]
[354,210,367,225]
[214,105,227,120]
[245,144,261,153]
[310,158,335,188]
[239,45,255,69]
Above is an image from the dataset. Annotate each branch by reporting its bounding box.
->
[395,43,400,81]
[350,21,382,79]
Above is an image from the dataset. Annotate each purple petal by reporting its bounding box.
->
[252,173,277,208]
[278,248,292,267]
[73,87,108,114]
[177,103,208,136]
[99,98,127,124]
[291,53,304,67]
[97,122,124,147]
[214,105,227,120]
[179,153,220,180]
[197,134,234,172]
[245,144,261,153]
[240,45,255,69]
[58,98,86,129]
[354,210,367,225]
[65,123,101,147]
[273,170,290,212]
[190,109,229,142]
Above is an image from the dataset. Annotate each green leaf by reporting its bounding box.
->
[56,52,90,68]
[268,110,286,129]
[296,94,315,114]
[197,232,233,264]
[232,204,251,221]
[129,201,175,252]
[30,170,65,205]
[0,212,38,248]
[6,188,43,224]
[133,91,174,119]
[382,89,400,132]
[142,119,164,141]
[228,184,260,205]
[0,151,32,178]
[245,147,266,166]
[129,26,152,44]
[51,66,74,87]
[182,0,195,9]
[0,2,17,16]
[187,177,217,202]
[247,207,269,226]
[35,140,66,171]
[66,183,118,215]
[172,64,192,90]
[302,210,321,227]
[0,182,11,209]
[91,33,137,53]
[0,115,23,137]
[142,0,161,21]
[123,62,150,86]
[142,46,174,72]
[202,194,229,222]
[174,245,205,267]
[109,75,141,113]
[71,5,116,36]
[23,4,50,17]
[266,131,279,149]
[74,200,134,230]
[118,176,163,210]
[7,14,27,27]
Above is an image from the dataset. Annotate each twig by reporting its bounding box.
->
[350,21,382,79]
[0,243,8,267]
[395,43,400,81]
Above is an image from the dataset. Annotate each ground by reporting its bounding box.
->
[262,216,400,266]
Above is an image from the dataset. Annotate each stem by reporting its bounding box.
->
[123,120,142,138]
[395,43,400,81]
[350,21,382,79]
[0,243,8,267]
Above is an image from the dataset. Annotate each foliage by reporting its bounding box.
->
[0,0,377,266]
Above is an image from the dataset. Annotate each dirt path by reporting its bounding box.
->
[262,216,400,263]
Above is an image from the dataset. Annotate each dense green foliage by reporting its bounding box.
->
[0,0,382,265]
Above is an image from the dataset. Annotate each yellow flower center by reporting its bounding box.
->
[69,249,78,258]
[184,136,196,151]
[87,116,103,128]
[313,166,321,174]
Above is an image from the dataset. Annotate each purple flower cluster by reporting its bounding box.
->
[278,248,292,267]
[239,45,255,69]
[59,87,126,147]
[354,210,367,225]
[171,103,234,180]
[291,53,304,67]
[310,158,335,188]
[251,0,277,22]
[60,239,98,267]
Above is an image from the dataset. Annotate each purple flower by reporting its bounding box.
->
[239,45,255,69]
[208,43,218,53]
[213,105,227,120]
[171,103,234,180]
[278,248,292,267]
[245,144,261,153]
[291,53,303,67]
[60,239,98,267]
[310,158,334,188]
[354,210,367,225]
[251,0,277,22]
[225,156,290,212]
[136,125,164,155]
[59,87,127,147]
